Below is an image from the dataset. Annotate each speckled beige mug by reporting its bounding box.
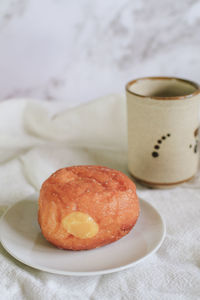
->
[126,77,200,188]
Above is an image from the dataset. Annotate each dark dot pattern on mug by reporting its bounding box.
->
[154,145,160,150]
[194,127,199,137]
[189,128,199,154]
[152,151,159,157]
[152,133,171,158]
[190,139,199,153]
[194,140,198,153]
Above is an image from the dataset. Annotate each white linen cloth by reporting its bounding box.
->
[0,95,200,300]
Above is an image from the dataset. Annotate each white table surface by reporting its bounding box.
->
[0,96,200,300]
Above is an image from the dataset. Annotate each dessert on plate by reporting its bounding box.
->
[38,165,139,250]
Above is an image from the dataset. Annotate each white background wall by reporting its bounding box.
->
[0,0,200,106]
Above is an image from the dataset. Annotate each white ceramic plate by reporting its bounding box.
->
[0,194,166,276]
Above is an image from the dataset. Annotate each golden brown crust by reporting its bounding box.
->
[38,165,139,250]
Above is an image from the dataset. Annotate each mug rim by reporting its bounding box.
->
[126,76,200,100]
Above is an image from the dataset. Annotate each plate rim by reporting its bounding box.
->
[0,195,166,276]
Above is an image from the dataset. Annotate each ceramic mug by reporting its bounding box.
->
[126,76,200,188]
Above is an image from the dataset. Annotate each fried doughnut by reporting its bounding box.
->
[38,165,139,250]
